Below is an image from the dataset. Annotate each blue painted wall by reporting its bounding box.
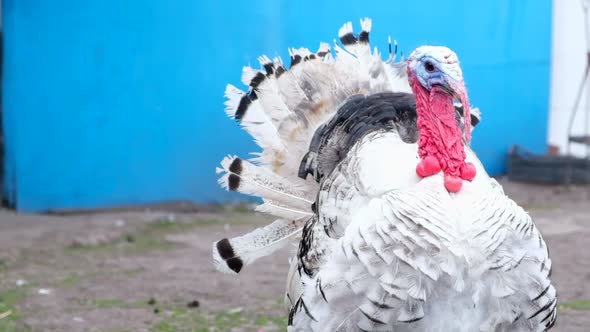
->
[2,0,551,212]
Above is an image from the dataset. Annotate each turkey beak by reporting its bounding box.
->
[436,82,460,101]
[432,77,473,142]
[429,76,459,99]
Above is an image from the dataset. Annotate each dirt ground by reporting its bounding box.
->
[0,179,589,332]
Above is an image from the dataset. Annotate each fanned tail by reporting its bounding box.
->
[214,19,415,273]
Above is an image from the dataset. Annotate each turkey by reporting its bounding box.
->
[212,19,556,331]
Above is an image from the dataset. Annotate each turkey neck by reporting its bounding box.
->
[411,80,466,178]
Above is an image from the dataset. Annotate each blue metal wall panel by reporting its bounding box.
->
[2,0,551,211]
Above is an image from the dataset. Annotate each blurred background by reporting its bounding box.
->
[0,0,589,331]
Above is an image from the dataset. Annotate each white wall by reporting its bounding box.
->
[550,0,590,156]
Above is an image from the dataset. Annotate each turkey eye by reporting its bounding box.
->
[424,61,435,72]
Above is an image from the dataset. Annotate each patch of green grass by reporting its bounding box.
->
[60,273,82,287]
[122,234,177,253]
[151,305,286,332]
[0,286,32,332]
[66,218,223,255]
[152,306,208,332]
[230,204,254,214]
[94,298,128,309]
[90,298,151,309]
[254,314,288,329]
[69,234,175,254]
[0,259,8,272]
[57,269,144,290]
[214,311,250,329]
[559,299,590,311]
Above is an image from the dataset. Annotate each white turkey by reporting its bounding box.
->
[212,19,556,331]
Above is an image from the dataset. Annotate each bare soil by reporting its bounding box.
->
[0,179,589,331]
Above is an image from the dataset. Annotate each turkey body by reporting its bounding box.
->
[288,93,556,332]
[211,18,556,332]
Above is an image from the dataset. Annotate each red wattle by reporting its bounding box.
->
[408,72,476,193]
[444,174,463,193]
[460,162,476,181]
[416,156,441,177]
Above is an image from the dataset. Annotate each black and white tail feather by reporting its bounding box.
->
[212,18,479,274]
